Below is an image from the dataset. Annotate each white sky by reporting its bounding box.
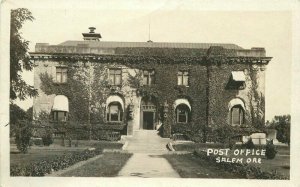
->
[13,1,292,121]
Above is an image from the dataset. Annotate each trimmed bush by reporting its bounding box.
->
[243,138,255,149]
[42,134,53,146]
[10,148,102,176]
[265,140,277,159]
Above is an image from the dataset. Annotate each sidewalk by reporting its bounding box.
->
[118,130,180,178]
[118,153,180,178]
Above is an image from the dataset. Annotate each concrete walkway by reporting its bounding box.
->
[118,130,180,178]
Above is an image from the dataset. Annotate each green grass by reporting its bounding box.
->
[60,152,132,177]
[164,153,244,178]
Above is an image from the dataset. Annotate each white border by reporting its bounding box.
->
[1,0,300,187]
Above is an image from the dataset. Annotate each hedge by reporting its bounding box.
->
[10,148,102,176]
[194,150,288,180]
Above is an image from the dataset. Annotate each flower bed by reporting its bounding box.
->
[10,148,102,176]
[194,150,288,180]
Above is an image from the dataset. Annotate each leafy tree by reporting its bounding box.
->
[9,103,27,125]
[269,115,291,146]
[10,8,38,100]
[9,104,33,153]
[26,106,33,121]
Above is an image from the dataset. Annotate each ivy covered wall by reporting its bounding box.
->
[32,46,270,140]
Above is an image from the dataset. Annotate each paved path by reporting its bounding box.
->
[118,130,180,178]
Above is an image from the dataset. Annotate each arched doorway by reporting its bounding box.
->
[140,97,157,130]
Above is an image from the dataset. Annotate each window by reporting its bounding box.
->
[107,102,123,122]
[227,71,246,89]
[52,95,69,122]
[53,111,68,122]
[231,105,244,126]
[143,70,155,85]
[56,67,67,83]
[109,69,121,86]
[177,71,189,86]
[176,104,190,123]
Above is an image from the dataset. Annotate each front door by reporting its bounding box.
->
[143,112,154,130]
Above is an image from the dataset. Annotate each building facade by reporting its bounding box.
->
[31,28,272,141]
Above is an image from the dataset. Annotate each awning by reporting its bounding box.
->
[231,71,246,81]
[52,95,69,112]
[228,98,245,111]
[174,98,191,111]
[106,95,124,110]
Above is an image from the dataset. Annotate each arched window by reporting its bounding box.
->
[176,104,190,123]
[228,98,245,126]
[107,102,123,122]
[52,95,69,122]
[231,105,244,126]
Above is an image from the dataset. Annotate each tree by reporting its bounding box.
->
[269,115,291,146]
[9,103,33,153]
[10,8,38,100]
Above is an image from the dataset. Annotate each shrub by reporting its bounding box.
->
[42,133,53,146]
[171,123,206,143]
[15,120,33,153]
[10,148,102,176]
[243,138,255,149]
[265,140,277,159]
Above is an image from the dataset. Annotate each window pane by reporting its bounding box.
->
[56,72,61,83]
[57,112,66,121]
[143,76,148,85]
[232,107,240,125]
[62,72,67,83]
[177,105,189,123]
[109,75,114,85]
[115,70,121,75]
[178,75,182,85]
[56,68,62,73]
[109,69,115,74]
[178,114,187,123]
[109,104,120,121]
[143,70,149,76]
[150,74,155,84]
[115,75,121,85]
[183,75,188,86]
[110,105,119,114]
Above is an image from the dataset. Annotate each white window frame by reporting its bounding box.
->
[177,71,189,86]
[56,67,67,83]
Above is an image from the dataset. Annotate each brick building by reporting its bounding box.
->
[31,28,272,141]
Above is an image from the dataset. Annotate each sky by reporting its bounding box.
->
[12,1,292,121]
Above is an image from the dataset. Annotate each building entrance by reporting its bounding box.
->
[140,97,157,130]
[143,112,155,130]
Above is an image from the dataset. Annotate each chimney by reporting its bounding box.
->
[82,27,102,41]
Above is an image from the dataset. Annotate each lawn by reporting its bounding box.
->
[10,140,124,168]
[60,152,132,177]
[164,153,244,178]
[10,149,84,167]
[170,142,290,178]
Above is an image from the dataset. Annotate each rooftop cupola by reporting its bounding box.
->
[82,27,101,41]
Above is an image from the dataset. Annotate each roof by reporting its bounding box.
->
[58,40,243,50]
